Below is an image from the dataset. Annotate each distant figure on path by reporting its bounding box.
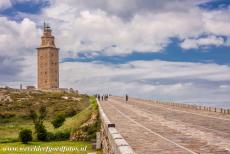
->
[126,94,128,102]
[105,94,108,101]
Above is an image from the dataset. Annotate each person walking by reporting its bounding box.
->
[126,94,128,102]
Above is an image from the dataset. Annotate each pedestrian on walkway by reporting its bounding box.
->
[126,94,128,102]
[105,94,108,101]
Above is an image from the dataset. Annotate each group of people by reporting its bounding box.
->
[95,93,129,102]
[96,94,109,101]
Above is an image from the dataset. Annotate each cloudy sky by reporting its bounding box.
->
[0,0,230,108]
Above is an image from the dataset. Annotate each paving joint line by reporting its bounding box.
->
[107,101,198,154]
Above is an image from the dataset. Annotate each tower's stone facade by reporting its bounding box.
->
[37,24,59,89]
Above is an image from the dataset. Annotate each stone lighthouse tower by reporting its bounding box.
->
[37,23,59,89]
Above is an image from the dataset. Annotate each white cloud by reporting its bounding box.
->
[58,60,230,107]
[42,9,203,56]
[0,0,230,108]
[36,0,230,56]
[0,17,39,88]
[0,17,40,57]
[180,36,225,49]
[0,0,11,10]
[45,0,212,19]
[203,9,230,36]
[0,40,229,107]
[0,0,230,57]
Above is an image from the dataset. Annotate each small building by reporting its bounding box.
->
[26,86,36,90]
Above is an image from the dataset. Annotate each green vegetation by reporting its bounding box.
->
[0,88,101,153]
[52,115,66,128]
[73,97,101,141]
[36,124,48,141]
[0,89,90,143]
[46,131,70,141]
[19,129,32,144]
[29,106,48,141]
[54,103,92,133]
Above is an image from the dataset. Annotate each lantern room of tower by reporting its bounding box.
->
[41,26,56,47]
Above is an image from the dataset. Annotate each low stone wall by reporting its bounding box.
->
[138,98,230,114]
[97,99,135,154]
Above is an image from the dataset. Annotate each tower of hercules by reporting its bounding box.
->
[37,23,59,89]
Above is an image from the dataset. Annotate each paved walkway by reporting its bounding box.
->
[100,96,230,154]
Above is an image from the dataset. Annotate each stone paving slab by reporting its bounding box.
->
[100,97,230,154]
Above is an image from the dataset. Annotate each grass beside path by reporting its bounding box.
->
[0,141,102,154]
[50,96,98,134]
[51,104,93,133]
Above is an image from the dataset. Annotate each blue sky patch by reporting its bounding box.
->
[63,38,230,66]
[0,0,49,20]
[199,0,230,10]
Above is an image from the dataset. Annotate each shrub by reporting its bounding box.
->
[46,132,55,141]
[54,131,70,141]
[19,129,32,144]
[52,115,65,128]
[46,131,70,141]
[36,124,47,141]
[64,108,77,117]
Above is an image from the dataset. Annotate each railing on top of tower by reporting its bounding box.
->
[44,22,50,29]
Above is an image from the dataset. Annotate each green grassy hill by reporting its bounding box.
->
[0,88,98,143]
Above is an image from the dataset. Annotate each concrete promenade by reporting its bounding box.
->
[100,96,230,154]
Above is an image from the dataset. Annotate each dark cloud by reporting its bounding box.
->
[66,0,211,19]
[0,56,24,80]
